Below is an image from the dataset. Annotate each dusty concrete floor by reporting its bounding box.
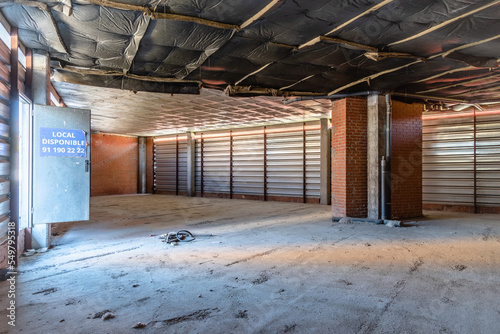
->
[1,195,500,334]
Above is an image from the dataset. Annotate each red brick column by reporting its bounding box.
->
[390,100,423,219]
[332,97,368,218]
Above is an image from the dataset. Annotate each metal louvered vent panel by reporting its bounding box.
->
[202,136,231,194]
[157,121,324,203]
[154,137,187,193]
[266,131,304,197]
[154,140,176,192]
[305,129,321,198]
[177,140,188,193]
[422,113,474,205]
[232,132,264,196]
[423,110,500,208]
[476,112,500,206]
[195,140,201,193]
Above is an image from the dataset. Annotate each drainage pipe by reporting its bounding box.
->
[383,94,392,219]
[381,157,387,220]
[284,91,380,104]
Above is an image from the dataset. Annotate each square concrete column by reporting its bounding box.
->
[320,118,331,205]
[31,52,51,249]
[367,94,387,220]
[186,132,196,197]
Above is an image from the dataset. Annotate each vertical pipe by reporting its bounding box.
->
[473,108,477,213]
[200,134,204,197]
[384,94,392,219]
[230,130,233,199]
[175,135,179,196]
[303,122,307,204]
[263,127,267,201]
[381,157,387,220]
[10,27,20,268]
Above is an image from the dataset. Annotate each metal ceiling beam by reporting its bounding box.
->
[329,34,500,95]
[389,0,500,47]
[240,0,283,29]
[279,74,316,90]
[327,59,423,95]
[56,66,202,84]
[225,85,323,97]
[234,62,273,86]
[391,92,469,104]
[299,0,395,49]
[412,66,477,83]
[83,0,240,30]
[438,34,500,59]
[300,36,378,51]
[52,69,202,94]
[416,73,500,94]
[450,83,500,97]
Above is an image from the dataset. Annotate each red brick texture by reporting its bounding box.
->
[91,133,139,196]
[332,97,368,218]
[390,100,423,219]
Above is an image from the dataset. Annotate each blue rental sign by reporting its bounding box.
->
[40,127,87,157]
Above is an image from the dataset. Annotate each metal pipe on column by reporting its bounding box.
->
[381,157,387,220]
[383,94,392,220]
[473,108,477,213]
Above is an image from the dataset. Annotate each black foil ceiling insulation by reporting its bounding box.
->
[1,0,500,102]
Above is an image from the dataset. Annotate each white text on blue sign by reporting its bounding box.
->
[40,127,87,157]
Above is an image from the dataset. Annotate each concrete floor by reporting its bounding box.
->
[1,195,500,334]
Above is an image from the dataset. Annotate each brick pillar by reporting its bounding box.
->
[331,97,368,218]
[390,100,423,219]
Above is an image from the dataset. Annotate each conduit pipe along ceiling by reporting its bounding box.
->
[2,0,500,132]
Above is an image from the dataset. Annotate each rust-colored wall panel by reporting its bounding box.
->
[91,133,138,196]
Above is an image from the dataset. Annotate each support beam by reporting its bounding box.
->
[186,132,195,197]
[412,66,477,83]
[234,62,273,86]
[389,1,500,47]
[451,83,500,96]
[299,0,395,49]
[327,34,500,96]
[138,137,146,194]
[31,51,51,249]
[280,74,315,91]
[319,118,331,205]
[328,60,423,95]
[32,52,50,105]
[367,95,387,219]
[83,0,240,30]
[240,0,282,29]
[417,73,500,94]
